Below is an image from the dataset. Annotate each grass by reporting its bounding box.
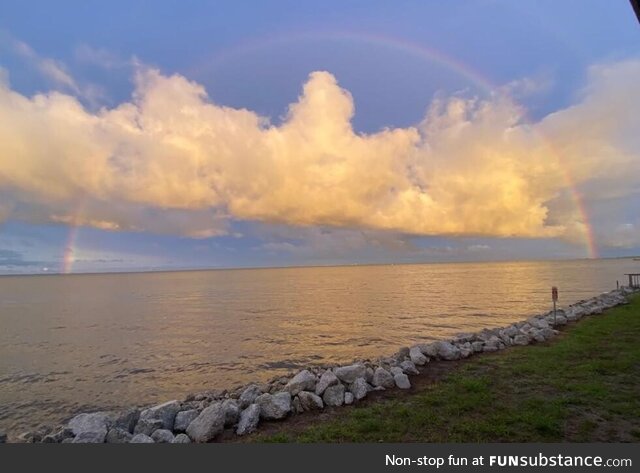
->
[253,294,640,442]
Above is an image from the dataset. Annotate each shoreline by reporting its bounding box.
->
[3,285,638,443]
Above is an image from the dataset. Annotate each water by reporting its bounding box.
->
[0,258,637,436]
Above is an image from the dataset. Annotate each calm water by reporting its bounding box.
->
[0,258,637,436]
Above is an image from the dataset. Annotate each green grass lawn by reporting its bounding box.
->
[255,294,640,442]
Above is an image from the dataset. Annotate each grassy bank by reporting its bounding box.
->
[253,294,640,442]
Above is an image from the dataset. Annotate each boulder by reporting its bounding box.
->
[72,430,106,443]
[139,400,181,431]
[133,418,163,436]
[256,392,291,420]
[394,373,411,389]
[68,412,112,437]
[512,334,529,346]
[297,391,324,411]
[186,403,226,443]
[409,346,427,365]
[471,341,484,353]
[42,427,74,443]
[236,404,260,436]
[315,369,340,396]
[333,364,367,384]
[418,342,439,358]
[113,407,140,434]
[172,433,192,443]
[292,396,304,414]
[390,366,404,377]
[105,427,133,443]
[284,370,317,395]
[365,367,374,384]
[221,399,239,426]
[238,384,263,409]
[174,409,199,432]
[372,367,395,389]
[130,433,154,443]
[395,347,410,361]
[399,360,419,375]
[436,341,461,361]
[349,377,369,401]
[151,429,175,443]
[322,384,345,407]
[0,431,6,443]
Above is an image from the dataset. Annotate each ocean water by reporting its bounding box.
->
[0,258,637,436]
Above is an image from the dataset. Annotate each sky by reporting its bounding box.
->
[0,0,639,274]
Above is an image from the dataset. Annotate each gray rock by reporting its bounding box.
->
[333,364,367,384]
[139,400,181,431]
[186,403,226,443]
[512,334,529,346]
[322,384,345,407]
[105,427,133,443]
[292,396,304,414]
[284,370,317,395]
[133,418,164,436]
[471,341,484,353]
[42,427,74,443]
[72,430,106,443]
[151,429,175,443]
[409,346,428,365]
[172,433,192,443]
[297,391,324,411]
[315,369,340,395]
[396,346,410,360]
[372,367,395,388]
[344,392,354,405]
[394,373,411,389]
[399,360,419,375]
[0,431,6,443]
[236,404,260,436]
[113,407,140,434]
[418,342,439,358]
[221,399,239,426]
[390,366,404,377]
[436,341,461,360]
[61,438,74,444]
[130,433,154,443]
[68,412,112,437]
[174,409,199,432]
[503,325,519,338]
[365,367,374,384]
[256,392,291,420]
[349,377,369,401]
[238,384,263,409]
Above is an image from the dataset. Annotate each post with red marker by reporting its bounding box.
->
[551,286,558,324]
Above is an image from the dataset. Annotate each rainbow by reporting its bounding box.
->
[59,31,597,270]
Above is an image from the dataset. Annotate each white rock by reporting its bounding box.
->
[284,370,317,395]
[344,392,354,405]
[236,404,260,436]
[394,373,411,389]
[186,403,226,443]
[322,384,345,407]
[349,377,369,401]
[333,364,367,384]
[315,369,340,395]
[68,412,112,437]
[256,392,291,420]
[297,391,324,411]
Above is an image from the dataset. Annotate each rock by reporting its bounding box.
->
[61,438,74,443]
[409,346,428,365]
[344,392,354,405]
[133,418,164,436]
[72,430,106,443]
[238,384,263,409]
[436,341,461,360]
[503,325,519,338]
[292,396,304,414]
[483,344,498,352]
[399,360,419,375]
[105,427,133,443]
[113,407,140,434]
[297,391,324,411]
[221,399,239,426]
[365,367,374,383]
[322,384,345,407]
[130,433,154,443]
[171,433,191,443]
[236,404,260,436]
[42,427,74,443]
[512,334,529,346]
[349,377,369,401]
[186,403,226,443]
[471,341,484,353]
[151,429,175,443]
[418,342,439,358]
[284,369,317,395]
[256,392,291,420]
[139,400,181,431]
[315,369,340,396]
[333,364,367,384]
[390,366,404,377]
[396,347,410,361]
[68,412,112,437]
[174,409,199,432]
[0,431,6,443]
[394,373,411,389]
[372,367,395,388]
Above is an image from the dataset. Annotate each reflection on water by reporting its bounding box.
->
[0,258,637,435]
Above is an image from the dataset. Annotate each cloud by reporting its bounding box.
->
[0,59,639,247]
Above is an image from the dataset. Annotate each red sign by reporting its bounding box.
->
[552,286,558,301]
